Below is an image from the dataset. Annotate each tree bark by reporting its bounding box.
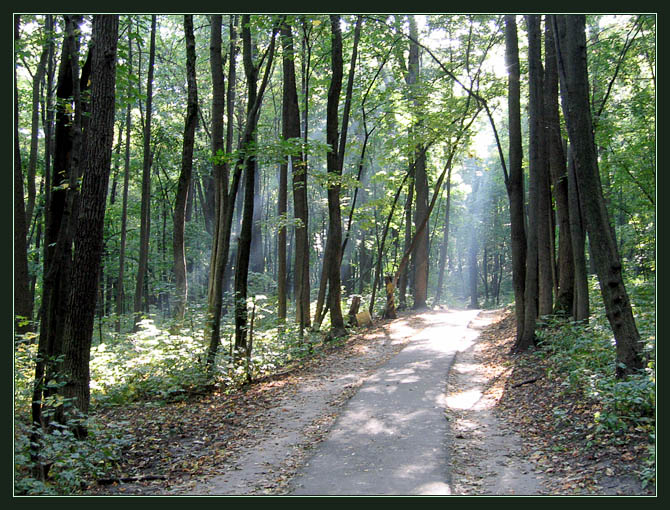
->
[553,14,643,377]
[322,15,346,338]
[280,21,303,323]
[544,19,574,314]
[14,16,33,335]
[172,15,198,320]
[234,16,278,350]
[116,23,133,333]
[60,15,119,431]
[516,15,543,352]
[205,15,237,370]
[133,15,156,330]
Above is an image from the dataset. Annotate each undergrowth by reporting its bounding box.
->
[530,276,655,489]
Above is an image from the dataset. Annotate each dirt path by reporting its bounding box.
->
[89,308,651,496]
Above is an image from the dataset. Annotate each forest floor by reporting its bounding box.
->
[86,308,654,497]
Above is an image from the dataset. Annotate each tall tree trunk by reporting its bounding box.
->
[280,21,303,323]
[31,16,85,476]
[234,16,278,351]
[14,16,33,334]
[531,17,554,317]
[566,143,590,321]
[205,15,236,370]
[504,15,527,345]
[407,17,429,310]
[173,15,198,320]
[133,15,156,330]
[553,14,643,377]
[544,19,574,314]
[517,15,543,352]
[434,170,454,304]
[60,15,119,432]
[25,18,50,230]
[116,24,133,333]
[321,15,346,338]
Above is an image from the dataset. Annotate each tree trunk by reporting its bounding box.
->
[434,170,454,304]
[172,15,198,320]
[14,16,33,335]
[116,25,133,333]
[504,15,527,345]
[553,14,643,377]
[25,18,50,230]
[322,15,346,338]
[205,15,237,370]
[517,15,543,352]
[60,15,119,431]
[280,21,303,323]
[544,19,574,314]
[234,16,278,350]
[133,15,156,330]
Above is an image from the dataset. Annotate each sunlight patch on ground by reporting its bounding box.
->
[446,389,483,410]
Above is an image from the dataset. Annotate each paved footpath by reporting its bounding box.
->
[289,309,489,496]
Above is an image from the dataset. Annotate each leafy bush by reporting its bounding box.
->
[14,412,131,495]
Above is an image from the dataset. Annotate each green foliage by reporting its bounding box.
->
[531,277,655,486]
[14,411,132,495]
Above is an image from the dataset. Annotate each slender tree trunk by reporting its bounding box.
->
[566,143,590,321]
[205,15,236,370]
[234,16,278,350]
[116,26,133,333]
[553,14,643,377]
[25,18,50,230]
[504,15,527,345]
[60,15,119,432]
[434,170,454,304]
[280,21,303,323]
[14,16,33,334]
[133,15,156,330]
[172,15,198,320]
[321,15,346,338]
[544,19,574,314]
[517,15,543,352]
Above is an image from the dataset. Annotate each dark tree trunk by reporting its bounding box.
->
[544,19,574,314]
[173,15,198,320]
[60,15,119,431]
[566,143,590,321]
[205,15,236,370]
[116,25,133,333]
[14,16,33,335]
[32,17,85,450]
[280,21,303,324]
[322,15,346,337]
[517,15,543,352]
[234,16,278,350]
[504,15,527,345]
[133,15,156,330]
[25,17,50,230]
[434,170,454,304]
[553,14,643,377]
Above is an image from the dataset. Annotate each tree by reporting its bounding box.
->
[321,14,346,337]
[553,14,644,377]
[14,16,33,335]
[544,18,574,315]
[133,15,156,330]
[205,14,235,370]
[234,15,279,351]
[60,14,119,431]
[116,20,134,333]
[517,15,543,352]
[172,15,198,320]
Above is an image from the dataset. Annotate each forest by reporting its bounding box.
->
[14,14,655,495]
